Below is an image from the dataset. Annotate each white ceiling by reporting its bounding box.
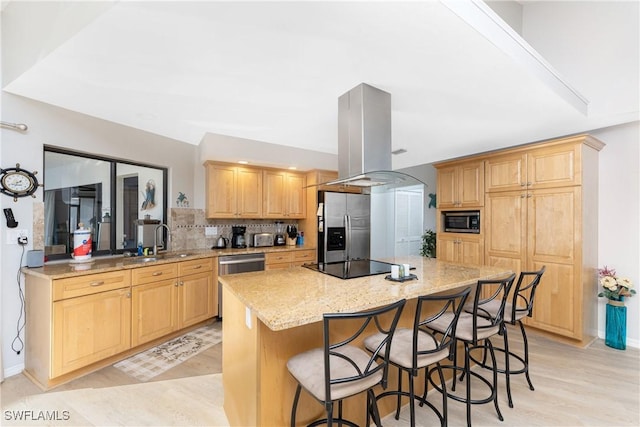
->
[3,0,639,169]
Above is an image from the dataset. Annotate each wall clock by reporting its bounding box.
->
[1,163,40,201]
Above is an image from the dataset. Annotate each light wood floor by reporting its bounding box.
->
[1,320,639,426]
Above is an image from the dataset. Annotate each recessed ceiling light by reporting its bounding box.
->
[238,160,249,164]
[288,166,297,170]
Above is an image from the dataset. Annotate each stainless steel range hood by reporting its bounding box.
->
[339,83,392,179]
[319,83,425,191]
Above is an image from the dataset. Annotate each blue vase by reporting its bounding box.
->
[605,300,626,350]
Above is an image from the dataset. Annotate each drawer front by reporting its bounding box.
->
[266,262,292,271]
[132,263,179,286]
[53,270,131,301]
[293,249,315,263]
[178,257,214,276]
[265,251,292,265]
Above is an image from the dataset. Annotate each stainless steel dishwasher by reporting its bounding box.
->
[218,253,266,318]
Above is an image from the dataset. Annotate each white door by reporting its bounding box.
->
[394,186,424,257]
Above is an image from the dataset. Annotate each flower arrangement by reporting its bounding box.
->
[598,266,635,301]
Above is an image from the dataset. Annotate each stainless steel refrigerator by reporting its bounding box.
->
[318,191,371,263]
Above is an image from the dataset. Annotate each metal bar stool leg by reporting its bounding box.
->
[503,323,514,408]
[487,339,504,422]
[520,320,535,391]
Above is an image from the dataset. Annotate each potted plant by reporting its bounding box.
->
[420,229,436,258]
[598,266,635,350]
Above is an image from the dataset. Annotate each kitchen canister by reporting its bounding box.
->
[73,223,92,261]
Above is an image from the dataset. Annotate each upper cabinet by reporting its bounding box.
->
[262,170,307,219]
[205,162,263,219]
[205,161,307,219]
[436,160,484,208]
[485,143,581,193]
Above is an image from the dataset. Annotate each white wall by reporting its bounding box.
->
[0,94,198,377]
[592,121,640,347]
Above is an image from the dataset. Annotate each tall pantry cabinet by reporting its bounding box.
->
[436,134,604,345]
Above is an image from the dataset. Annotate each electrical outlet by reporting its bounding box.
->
[205,226,218,236]
[7,229,28,245]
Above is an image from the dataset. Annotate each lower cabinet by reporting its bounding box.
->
[131,278,178,347]
[25,256,217,389]
[25,270,133,384]
[265,249,315,270]
[52,286,132,377]
[436,234,483,265]
[132,258,215,347]
[178,258,216,327]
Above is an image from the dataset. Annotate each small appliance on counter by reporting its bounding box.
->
[252,233,274,247]
[214,236,228,249]
[231,226,247,248]
[286,224,298,246]
[274,221,286,246]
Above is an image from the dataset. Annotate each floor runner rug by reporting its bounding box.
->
[114,325,222,382]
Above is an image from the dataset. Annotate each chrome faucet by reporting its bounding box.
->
[153,224,171,255]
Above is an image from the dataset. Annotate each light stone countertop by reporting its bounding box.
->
[21,245,315,280]
[218,256,513,331]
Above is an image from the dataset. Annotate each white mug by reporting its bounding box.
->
[391,265,400,279]
[403,264,411,277]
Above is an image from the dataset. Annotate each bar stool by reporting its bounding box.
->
[363,288,471,427]
[468,266,546,408]
[286,299,406,427]
[428,273,516,427]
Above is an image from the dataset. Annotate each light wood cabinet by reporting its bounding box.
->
[49,271,132,378]
[178,258,217,327]
[436,233,483,265]
[132,258,216,346]
[482,135,603,343]
[205,161,310,219]
[24,256,218,390]
[131,263,179,347]
[265,249,316,270]
[205,162,262,218]
[485,143,581,193]
[436,160,484,208]
[262,170,307,219]
[131,278,177,347]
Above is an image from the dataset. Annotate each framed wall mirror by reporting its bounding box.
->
[44,147,168,259]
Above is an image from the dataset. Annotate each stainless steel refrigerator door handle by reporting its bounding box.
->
[345,214,351,260]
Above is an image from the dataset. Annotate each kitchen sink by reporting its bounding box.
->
[123,252,193,263]
[163,252,192,259]
[125,256,161,263]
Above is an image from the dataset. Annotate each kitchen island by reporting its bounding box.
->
[219,256,512,426]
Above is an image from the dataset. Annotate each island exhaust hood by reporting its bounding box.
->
[320,83,425,190]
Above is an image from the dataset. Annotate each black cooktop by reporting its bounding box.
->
[303,259,394,280]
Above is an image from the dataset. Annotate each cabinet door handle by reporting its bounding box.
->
[527,181,532,186]
[521,182,526,187]
[175,282,180,287]
[193,265,202,269]
[527,193,532,198]
[180,281,184,286]
[152,271,163,276]
[90,281,105,287]
[126,292,131,298]
[521,194,526,198]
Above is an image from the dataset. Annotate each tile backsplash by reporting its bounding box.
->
[170,208,299,251]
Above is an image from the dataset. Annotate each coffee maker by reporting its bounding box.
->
[274,221,286,246]
[231,226,247,248]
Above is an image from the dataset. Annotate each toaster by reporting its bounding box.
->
[253,233,274,247]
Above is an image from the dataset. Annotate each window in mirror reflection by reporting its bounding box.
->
[44,147,167,259]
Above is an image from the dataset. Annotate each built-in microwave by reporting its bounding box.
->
[442,210,480,233]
